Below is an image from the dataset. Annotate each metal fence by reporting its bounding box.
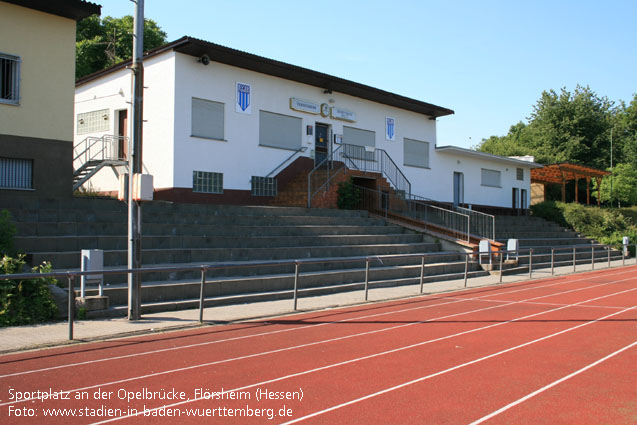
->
[356,185,471,242]
[73,135,128,166]
[455,206,495,241]
[2,242,633,342]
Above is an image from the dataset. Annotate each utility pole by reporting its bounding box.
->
[128,0,144,320]
[610,127,613,205]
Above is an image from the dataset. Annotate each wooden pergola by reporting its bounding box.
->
[531,163,610,206]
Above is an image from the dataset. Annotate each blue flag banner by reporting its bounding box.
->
[236,82,252,114]
[386,117,395,141]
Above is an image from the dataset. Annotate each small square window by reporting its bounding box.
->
[516,168,524,181]
[77,109,110,134]
[0,53,20,105]
[251,176,277,196]
[193,171,223,193]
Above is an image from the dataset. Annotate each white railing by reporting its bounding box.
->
[455,206,496,241]
[73,135,127,167]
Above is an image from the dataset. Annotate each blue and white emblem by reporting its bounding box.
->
[236,82,251,114]
[386,117,395,141]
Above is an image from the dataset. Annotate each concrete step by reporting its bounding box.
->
[33,241,442,270]
[496,231,580,239]
[496,238,595,247]
[17,233,425,252]
[75,248,453,285]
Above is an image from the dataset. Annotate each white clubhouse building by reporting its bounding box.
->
[74,36,540,210]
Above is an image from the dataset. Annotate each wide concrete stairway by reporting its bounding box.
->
[494,215,623,269]
[3,197,486,317]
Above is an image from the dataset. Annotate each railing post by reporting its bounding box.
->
[607,245,611,268]
[499,250,503,283]
[364,257,370,301]
[622,246,625,266]
[464,254,469,287]
[67,275,75,341]
[199,267,207,323]
[529,248,533,279]
[573,247,576,272]
[293,262,299,310]
[551,248,555,275]
[419,255,425,293]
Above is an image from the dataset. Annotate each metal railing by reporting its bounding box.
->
[249,147,308,197]
[265,146,308,179]
[1,243,634,341]
[73,135,128,166]
[307,143,411,208]
[356,185,471,242]
[455,206,495,241]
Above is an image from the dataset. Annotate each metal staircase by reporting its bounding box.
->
[72,135,128,191]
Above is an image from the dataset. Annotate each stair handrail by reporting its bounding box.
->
[354,185,471,243]
[265,146,308,178]
[307,143,412,208]
[307,143,354,207]
[455,206,496,241]
[73,135,128,167]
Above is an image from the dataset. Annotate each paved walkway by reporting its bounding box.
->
[1,258,634,354]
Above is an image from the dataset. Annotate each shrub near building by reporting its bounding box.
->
[531,201,637,255]
[0,210,58,327]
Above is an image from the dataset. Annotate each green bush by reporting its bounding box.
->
[529,201,568,227]
[0,255,59,327]
[337,178,362,210]
[0,209,16,256]
[531,201,637,255]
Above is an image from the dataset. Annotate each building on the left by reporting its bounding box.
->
[0,0,100,198]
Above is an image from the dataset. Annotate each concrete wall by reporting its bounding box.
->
[0,2,76,141]
[0,2,78,198]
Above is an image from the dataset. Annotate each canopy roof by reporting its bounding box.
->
[531,163,610,185]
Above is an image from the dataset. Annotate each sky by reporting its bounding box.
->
[99,0,637,149]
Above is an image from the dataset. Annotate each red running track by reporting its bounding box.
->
[1,266,636,424]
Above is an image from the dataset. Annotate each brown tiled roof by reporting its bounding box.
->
[531,163,610,184]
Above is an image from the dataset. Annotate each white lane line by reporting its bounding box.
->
[3,266,629,378]
[452,297,632,310]
[2,277,635,409]
[277,306,636,425]
[85,288,637,424]
[468,340,637,425]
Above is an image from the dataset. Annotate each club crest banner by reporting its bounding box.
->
[386,117,395,141]
[236,82,251,114]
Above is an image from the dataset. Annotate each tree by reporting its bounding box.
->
[478,86,617,168]
[613,93,637,167]
[76,15,167,79]
[595,163,637,207]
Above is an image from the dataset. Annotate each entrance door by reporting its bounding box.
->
[315,123,329,166]
[521,189,528,209]
[453,172,464,207]
[512,188,519,209]
[117,110,128,160]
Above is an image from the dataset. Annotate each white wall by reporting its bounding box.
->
[75,49,532,208]
[430,151,533,208]
[173,52,437,191]
[74,53,176,192]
